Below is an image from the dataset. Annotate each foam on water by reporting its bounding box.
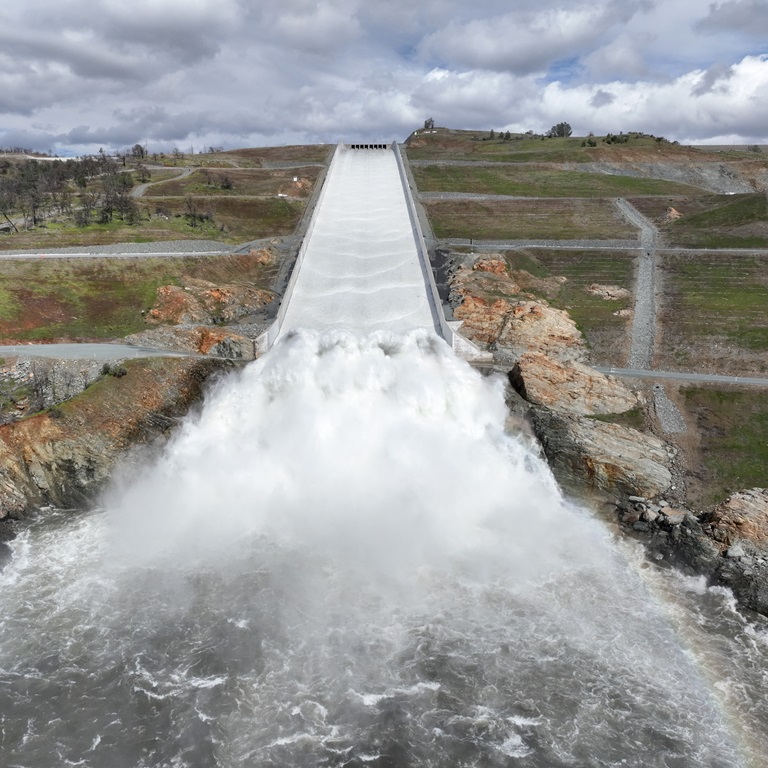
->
[2,330,764,767]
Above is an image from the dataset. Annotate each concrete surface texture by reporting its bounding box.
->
[278,147,438,337]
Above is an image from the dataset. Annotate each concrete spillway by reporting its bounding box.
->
[275,144,443,340]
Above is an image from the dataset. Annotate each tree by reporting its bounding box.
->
[547,122,573,138]
[135,163,150,183]
[184,196,199,227]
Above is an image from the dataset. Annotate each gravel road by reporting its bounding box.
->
[0,343,202,360]
[420,192,532,201]
[616,198,658,370]
[440,237,640,250]
[130,167,193,198]
[651,384,688,434]
[594,366,768,387]
[0,240,232,258]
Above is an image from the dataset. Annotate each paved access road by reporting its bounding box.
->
[0,343,200,360]
[0,240,231,259]
[595,366,768,387]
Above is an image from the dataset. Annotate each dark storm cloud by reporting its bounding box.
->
[0,30,145,81]
[589,89,616,107]
[692,63,735,95]
[697,0,768,36]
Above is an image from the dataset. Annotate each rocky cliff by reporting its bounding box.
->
[0,356,229,525]
[450,252,672,499]
[448,248,768,617]
[614,489,768,616]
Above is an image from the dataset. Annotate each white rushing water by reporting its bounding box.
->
[278,147,438,337]
[2,329,768,767]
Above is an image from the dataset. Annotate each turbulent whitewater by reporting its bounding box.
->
[2,330,767,767]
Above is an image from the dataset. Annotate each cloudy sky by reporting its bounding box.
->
[1,0,767,155]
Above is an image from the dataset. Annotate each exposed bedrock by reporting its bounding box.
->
[509,352,639,417]
[530,407,673,499]
[449,250,668,498]
[125,326,256,359]
[448,246,768,616]
[616,489,768,616]
[0,357,229,527]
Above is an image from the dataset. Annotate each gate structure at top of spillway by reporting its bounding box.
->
[257,142,489,361]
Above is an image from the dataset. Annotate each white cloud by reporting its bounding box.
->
[419,3,648,74]
[537,54,768,141]
[0,0,766,153]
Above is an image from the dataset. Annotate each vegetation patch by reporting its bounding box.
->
[217,145,333,167]
[0,252,278,341]
[406,128,722,164]
[414,164,703,198]
[504,249,634,364]
[588,406,647,432]
[630,193,768,248]
[682,386,768,506]
[657,252,768,373]
[423,198,635,240]
[144,167,321,198]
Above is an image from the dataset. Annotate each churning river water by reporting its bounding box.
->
[1,330,768,767]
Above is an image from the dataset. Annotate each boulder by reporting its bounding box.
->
[530,408,673,498]
[510,351,639,416]
[497,301,586,363]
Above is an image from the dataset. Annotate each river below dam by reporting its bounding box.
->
[1,330,768,767]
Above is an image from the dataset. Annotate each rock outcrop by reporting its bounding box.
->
[0,356,228,524]
[146,278,273,326]
[448,248,666,498]
[444,246,768,617]
[612,489,768,616]
[496,301,586,362]
[126,326,256,359]
[510,352,639,416]
[1,357,116,422]
[450,258,576,358]
[531,408,673,498]
[586,284,631,301]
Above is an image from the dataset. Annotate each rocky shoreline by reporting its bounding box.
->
[449,250,768,617]
[0,356,232,558]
